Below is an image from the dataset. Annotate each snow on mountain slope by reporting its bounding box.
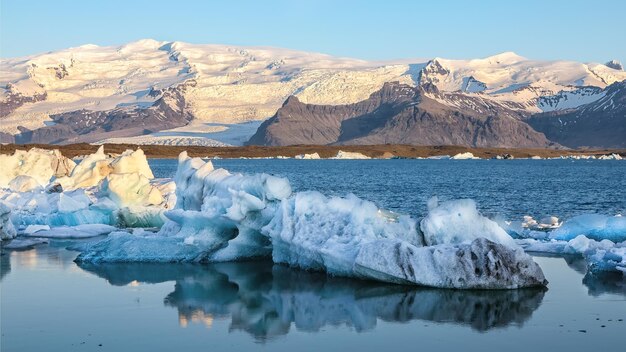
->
[2,39,625,144]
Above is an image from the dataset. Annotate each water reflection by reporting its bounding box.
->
[561,254,626,297]
[78,261,546,339]
[0,251,10,281]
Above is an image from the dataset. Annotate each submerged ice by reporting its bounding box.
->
[75,152,547,289]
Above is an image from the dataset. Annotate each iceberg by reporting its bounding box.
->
[331,151,370,159]
[518,215,626,275]
[549,214,626,243]
[76,152,547,289]
[294,153,321,159]
[451,152,480,160]
[0,148,75,188]
[1,147,170,229]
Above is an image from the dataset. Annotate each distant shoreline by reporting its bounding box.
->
[2,143,625,159]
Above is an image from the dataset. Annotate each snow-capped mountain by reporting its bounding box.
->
[1,39,625,146]
[528,81,626,148]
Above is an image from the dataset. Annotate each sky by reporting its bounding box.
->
[1,0,624,64]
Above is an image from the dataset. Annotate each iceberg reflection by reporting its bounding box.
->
[78,261,546,339]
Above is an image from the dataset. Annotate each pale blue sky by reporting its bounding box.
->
[1,0,624,64]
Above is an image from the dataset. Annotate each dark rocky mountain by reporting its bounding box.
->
[248,82,557,148]
[8,83,195,144]
[527,81,626,148]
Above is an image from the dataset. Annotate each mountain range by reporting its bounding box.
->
[1,39,624,148]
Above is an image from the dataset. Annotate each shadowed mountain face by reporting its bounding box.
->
[248,82,557,148]
[78,261,546,339]
[8,83,195,145]
[527,81,626,148]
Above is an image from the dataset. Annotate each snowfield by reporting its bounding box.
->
[2,39,625,144]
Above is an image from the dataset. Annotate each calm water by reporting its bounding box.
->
[2,159,626,351]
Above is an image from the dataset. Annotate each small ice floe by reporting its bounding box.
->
[2,237,49,250]
[451,152,480,160]
[22,224,117,239]
[517,214,626,275]
[331,151,370,159]
[522,215,561,230]
[294,153,321,159]
[494,154,514,160]
[597,153,623,160]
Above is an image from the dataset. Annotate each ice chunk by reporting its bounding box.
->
[451,152,479,160]
[25,224,117,238]
[295,153,321,159]
[8,175,43,192]
[76,152,292,263]
[0,148,75,188]
[549,214,626,242]
[55,147,153,190]
[420,198,517,248]
[355,238,547,289]
[56,146,111,190]
[109,149,154,179]
[100,173,163,207]
[331,151,370,159]
[264,192,420,276]
[2,237,49,250]
[1,201,17,240]
[22,224,51,234]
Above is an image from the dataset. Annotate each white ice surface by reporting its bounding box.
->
[23,224,117,238]
[420,198,517,248]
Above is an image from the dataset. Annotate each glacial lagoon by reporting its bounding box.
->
[2,159,625,351]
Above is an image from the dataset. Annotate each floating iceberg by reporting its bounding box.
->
[332,151,370,159]
[76,152,547,289]
[517,214,626,275]
[294,153,321,159]
[1,147,171,229]
[451,152,480,160]
[549,214,626,242]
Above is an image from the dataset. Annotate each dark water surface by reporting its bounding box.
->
[2,159,625,351]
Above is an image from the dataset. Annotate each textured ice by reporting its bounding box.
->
[8,175,43,192]
[0,148,75,188]
[23,224,117,238]
[100,173,163,207]
[2,147,170,229]
[76,152,292,263]
[549,214,626,242]
[76,153,547,289]
[1,201,17,240]
[420,198,517,248]
[355,238,546,288]
[264,191,421,276]
[2,237,49,250]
